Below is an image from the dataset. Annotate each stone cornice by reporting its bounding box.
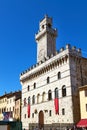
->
[79,85,87,90]
[20,54,69,82]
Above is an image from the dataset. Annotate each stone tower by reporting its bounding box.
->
[35,15,57,62]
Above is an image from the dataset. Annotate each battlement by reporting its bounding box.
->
[20,44,82,76]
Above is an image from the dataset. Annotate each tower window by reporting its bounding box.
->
[34,83,36,89]
[42,92,45,102]
[48,90,52,100]
[49,110,52,116]
[47,77,50,84]
[42,25,44,29]
[37,94,40,104]
[58,72,61,79]
[62,85,66,97]
[48,23,51,28]
[54,88,58,98]
[27,85,30,91]
[28,97,30,104]
[32,95,35,104]
[62,108,65,115]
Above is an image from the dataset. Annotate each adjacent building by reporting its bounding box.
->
[77,85,87,128]
[14,94,21,121]
[20,15,87,130]
[0,94,7,120]
[0,91,21,121]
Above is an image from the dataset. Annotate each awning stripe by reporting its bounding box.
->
[77,119,87,127]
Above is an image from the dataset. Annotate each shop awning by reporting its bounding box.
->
[77,119,87,127]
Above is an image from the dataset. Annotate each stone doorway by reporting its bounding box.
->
[39,111,44,129]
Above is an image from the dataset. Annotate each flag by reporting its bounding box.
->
[54,98,59,114]
[27,104,30,117]
[3,112,11,121]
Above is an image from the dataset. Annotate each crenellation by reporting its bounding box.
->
[50,54,53,58]
[67,45,82,57]
[22,71,25,75]
[20,44,81,77]
[38,61,42,65]
[29,66,32,70]
[54,51,57,55]
[20,54,69,82]
[20,72,23,76]
[77,48,81,53]
[42,57,45,62]
[41,60,44,64]
[66,44,71,49]
[25,70,27,73]
[36,62,39,67]
[44,56,49,61]
[60,47,64,52]
[72,46,76,50]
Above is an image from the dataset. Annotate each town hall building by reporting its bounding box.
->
[20,15,87,130]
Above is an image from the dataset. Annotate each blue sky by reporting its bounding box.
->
[0,0,87,95]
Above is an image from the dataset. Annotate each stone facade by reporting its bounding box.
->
[0,91,21,121]
[79,85,87,119]
[20,16,87,130]
[0,95,7,120]
[14,96,21,121]
[35,15,57,63]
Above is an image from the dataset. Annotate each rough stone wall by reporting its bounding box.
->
[69,55,87,124]
[20,44,84,130]
[81,58,87,86]
[21,49,76,130]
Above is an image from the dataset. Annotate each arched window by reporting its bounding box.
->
[62,85,66,97]
[47,76,50,84]
[42,25,44,29]
[42,92,45,102]
[34,83,36,89]
[28,97,30,104]
[32,95,35,104]
[49,110,52,116]
[48,23,51,28]
[24,98,26,106]
[27,85,30,91]
[48,90,52,100]
[58,72,61,79]
[37,94,40,103]
[54,88,58,98]
[62,108,65,115]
